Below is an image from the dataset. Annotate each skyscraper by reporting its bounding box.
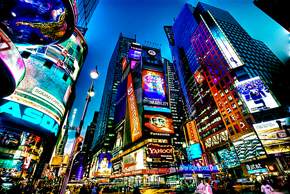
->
[167,2,288,178]
[91,33,136,155]
[75,0,99,34]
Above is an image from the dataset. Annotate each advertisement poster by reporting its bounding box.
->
[253,117,290,154]
[128,49,142,61]
[142,70,168,107]
[218,148,240,168]
[235,76,279,113]
[146,144,175,163]
[114,122,124,150]
[186,121,199,144]
[232,132,266,162]
[96,153,112,176]
[144,113,174,136]
[122,148,146,173]
[194,71,205,84]
[127,73,142,142]
[186,143,202,160]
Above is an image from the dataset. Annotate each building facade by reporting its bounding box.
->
[166,2,289,180]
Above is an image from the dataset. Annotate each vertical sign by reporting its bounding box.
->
[127,73,142,142]
[186,121,199,144]
[122,57,127,71]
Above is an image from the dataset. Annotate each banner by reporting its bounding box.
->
[186,121,199,144]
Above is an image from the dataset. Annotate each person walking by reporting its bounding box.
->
[255,179,262,193]
[261,180,274,194]
[195,179,206,194]
[205,179,213,194]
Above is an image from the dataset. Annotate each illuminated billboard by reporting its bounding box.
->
[144,113,174,136]
[0,100,59,137]
[235,76,279,113]
[94,153,112,177]
[194,70,205,84]
[185,121,199,144]
[186,143,202,160]
[142,70,168,107]
[122,148,146,173]
[253,117,290,154]
[232,132,266,162]
[127,73,142,142]
[218,148,240,168]
[122,57,127,71]
[146,144,175,163]
[114,122,124,151]
[0,0,75,46]
[128,49,141,61]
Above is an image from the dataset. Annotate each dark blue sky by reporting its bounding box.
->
[64,0,289,154]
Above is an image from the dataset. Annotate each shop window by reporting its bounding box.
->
[236,112,242,119]
[21,51,31,59]
[216,84,221,91]
[223,60,227,65]
[210,82,213,87]
[229,83,234,90]
[240,121,247,131]
[222,70,226,76]
[215,69,219,74]
[219,91,224,97]
[214,55,218,60]
[233,92,239,99]
[225,76,230,83]
[210,59,214,64]
[230,114,236,122]
[217,59,221,65]
[62,73,68,81]
[44,61,53,69]
[237,99,243,106]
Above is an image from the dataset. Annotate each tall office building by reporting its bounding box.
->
[254,0,289,32]
[82,111,99,178]
[166,2,289,178]
[164,59,189,148]
[76,0,99,34]
[91,33,136,155]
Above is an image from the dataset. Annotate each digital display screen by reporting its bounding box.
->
[186,143,202,160]
[232,132,266,162]
[147,144,175,163]
[142,70,168,107]
[144,114,174,134]
[122,149,145,173]
[128,49,141,61]
[253,117,290,154]
[96,153,112,176]
[218,148,240,168]
[235,76,279,113]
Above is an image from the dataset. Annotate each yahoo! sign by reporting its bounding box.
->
[0,100,59,137]
[147,144,174,163]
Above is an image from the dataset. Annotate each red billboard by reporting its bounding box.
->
[144,114,174,134]
[127,73,142,142]
[122,57,127,71]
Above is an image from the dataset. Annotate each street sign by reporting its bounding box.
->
[63,125,79,131]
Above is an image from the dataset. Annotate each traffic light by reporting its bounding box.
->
[74,136,84,153]
[62,154,70,165]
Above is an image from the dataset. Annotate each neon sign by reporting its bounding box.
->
[0,101,59,135]
[179,165,219,173]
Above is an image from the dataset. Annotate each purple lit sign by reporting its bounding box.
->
[128,49,141,61]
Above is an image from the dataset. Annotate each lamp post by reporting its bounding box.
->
[60,66,99,194]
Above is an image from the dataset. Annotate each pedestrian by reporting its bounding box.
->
[205,179,213,194]
[212,182,219,194]
[254,179,262,193]
[133,187,141,194]
[195,179,206,194]
[261,180,274,194]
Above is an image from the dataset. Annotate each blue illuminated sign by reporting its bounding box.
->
[248,168,267,174]
[143,105,171,113]
[0,100,59,136]
[179,165,219,173]
[186,143,202,160]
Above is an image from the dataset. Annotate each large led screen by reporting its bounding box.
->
[147,144,175,163]
[235,76,279,113]
[95,153,112,176]
[142,70,168,107]
[144,113,174,136]
[186,143,202,160]
[218,148,240,168]
[232,132,266,162]
[122,148,146,173]
[253,117,290,154]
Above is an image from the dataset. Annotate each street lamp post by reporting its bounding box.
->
[59,66,99,194]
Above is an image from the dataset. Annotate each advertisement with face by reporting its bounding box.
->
[232,132,266,162]
[235,76,279,113]
[253,117,290,154]
[142,70,168,107]
[96,153,112,176]
[144,113,174,137]
[122,148,146,173]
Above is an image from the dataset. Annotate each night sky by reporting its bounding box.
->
[64,0,289,154]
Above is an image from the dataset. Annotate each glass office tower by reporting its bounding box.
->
[167,2,289,178]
